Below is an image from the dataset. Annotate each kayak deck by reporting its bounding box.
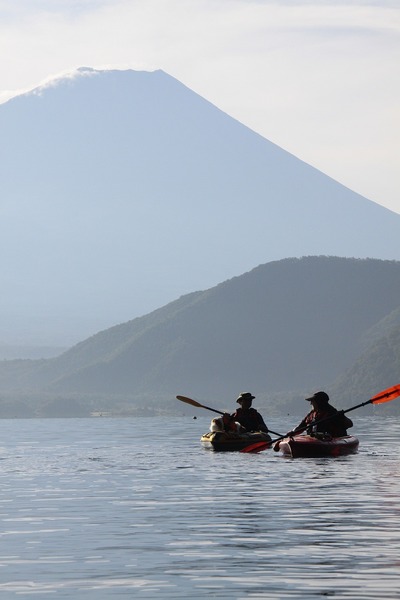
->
[276,434,359,458]
[201,430,272,452]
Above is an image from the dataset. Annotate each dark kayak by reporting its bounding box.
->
[275,434,359,458]
[201,430,272,452]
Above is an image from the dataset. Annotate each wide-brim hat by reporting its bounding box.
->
[305,391,329,404]
[236,392,255,404]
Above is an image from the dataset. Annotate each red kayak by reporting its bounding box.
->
[275,434,359,458]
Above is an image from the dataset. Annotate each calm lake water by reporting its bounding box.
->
[0,414,399,599]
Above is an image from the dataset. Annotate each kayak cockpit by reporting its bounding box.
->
[201,430,272,452]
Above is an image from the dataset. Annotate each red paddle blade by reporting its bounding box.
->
[240,441,271,453]
[370,384,400,404]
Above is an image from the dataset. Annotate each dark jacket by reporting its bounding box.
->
[231,407,269,433]
[296,404,353,437]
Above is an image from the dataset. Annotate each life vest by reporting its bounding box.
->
[306,408,351,437]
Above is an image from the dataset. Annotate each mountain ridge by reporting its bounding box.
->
[0,256,399,416]
[1,67,400,346]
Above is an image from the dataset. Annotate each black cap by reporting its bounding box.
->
[305,391,329,404]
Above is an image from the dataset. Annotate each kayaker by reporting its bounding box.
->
[288,391,353,438]
[229,392,269,433]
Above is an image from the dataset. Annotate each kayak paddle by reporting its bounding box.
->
[176,395,283,436]
[177,395,225,416]
[241,383,400,453]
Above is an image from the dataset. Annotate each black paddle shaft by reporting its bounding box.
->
[285,399,373,441]
[176,395,282,436]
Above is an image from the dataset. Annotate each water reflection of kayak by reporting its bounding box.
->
[275,434,359,458]
[200,430,272,452]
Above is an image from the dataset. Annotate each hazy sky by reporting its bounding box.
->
[1,0,399,214]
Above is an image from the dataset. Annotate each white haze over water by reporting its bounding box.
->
[0,0,399,214]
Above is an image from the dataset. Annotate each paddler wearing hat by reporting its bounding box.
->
[288,391,353,438]
[229,392,269,433]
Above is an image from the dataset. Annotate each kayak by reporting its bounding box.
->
[201,430,272,452]
[275,434,359,458]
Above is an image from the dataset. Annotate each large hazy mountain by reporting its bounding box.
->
[1,257,399,417]
[1,67,400,347]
